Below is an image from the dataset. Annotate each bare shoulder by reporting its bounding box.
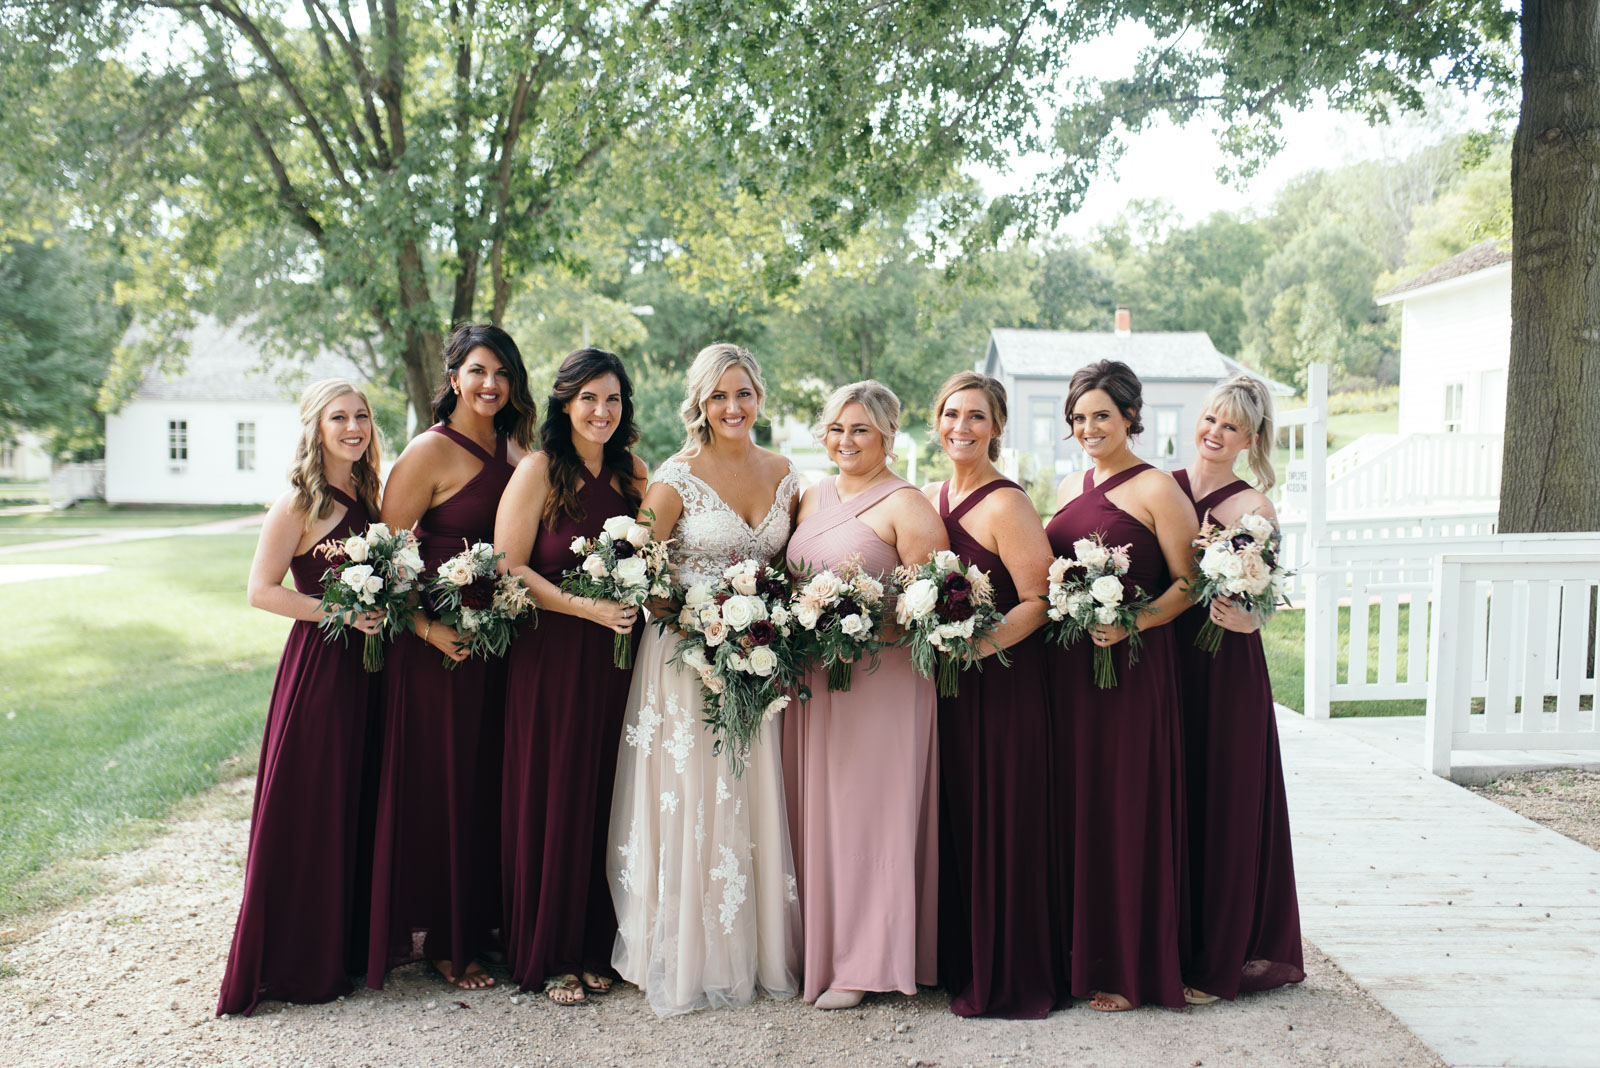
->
[631,453,649,481]
[987,482,1042,522]
[1054,472,1082,509]
[758,447,796,483]
[262,489,304,532]
[393,427,449,467]
[516,450,552,476]
[1239,487,1277,524]
[919,480,943,504]
[1132,466,1188,505]
[889,480,941,520]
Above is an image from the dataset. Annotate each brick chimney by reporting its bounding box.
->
[1115,305,1131,336]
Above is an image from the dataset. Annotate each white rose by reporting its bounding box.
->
[1073,538,1110,569]
[614,556,650,589]
[1090,575,1124,606]
[1049,588,1071,612]
[682,646,709,671]
[362,572,384,595]
[839,613,869,638]
[935,622,961,642]
[679,606,696,628]
[1047,557,1071,585]
[1095,605,1118,625]
[684,583,712,609]
[582,554,609,580]
[721,595,757,630]
[933,549,961,572]
[1239,512,1275,543]
[724,560,760,595]
[625,522,652,548]
[569,536,588,556]
[394,546,423,575]
[704,672,726,694]
[1065,591,1090,617]
[769,603,791,627]
[763,694,789,720]
[1218,553,1246,580]
[902,578,940,620]
[698,604,722,628]
[1200,543,1231,580]
[366,522,391,540]
[747,644,778,677]
[729,652,750,674]
[602,515,635,540]
[804,571,842,603]
[446,560,476,587]
[794,602,821,630]
[958,616,976,638]
[341,563,374,592]
[703,619,728,647]
[343,535,370,563]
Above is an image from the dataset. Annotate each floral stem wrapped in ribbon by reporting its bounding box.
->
[1043,533,1153,689]
[1185,510,1290,656]
[671,559,803,777]
[314,522,425,672]
[429,541,537,669]
[560,511,673,668]
[789,559,889,692]
[894,549,1008,698]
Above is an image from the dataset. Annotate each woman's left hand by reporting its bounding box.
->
[1091,621,1129,647]
[1209,597,1259,634]
[352,609,386,636]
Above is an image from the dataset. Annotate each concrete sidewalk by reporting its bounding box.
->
[0,514,263,558]
[1280,708,1600,1068]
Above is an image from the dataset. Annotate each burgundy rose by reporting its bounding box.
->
[945,598,975,623]
[757,575,789,601]
[462,576,496,610]
[748,620,777,647]
[837,596,862,618]
[942,572,972,599]
[1229,533,1255,552]
[612,539,637,559]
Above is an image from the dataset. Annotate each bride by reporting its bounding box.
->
[607,342,802,1015]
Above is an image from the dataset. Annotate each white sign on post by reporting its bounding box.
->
[1281,458,1310,511]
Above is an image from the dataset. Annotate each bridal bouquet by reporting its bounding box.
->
[561,512,673,668]
[1043,533,1153,688]
[429,541,537,669]
[893,550,1008,698]
[1186,510,1290,655]
[314,522,424,672]
[673,559,804,776]
[789,560,889,692]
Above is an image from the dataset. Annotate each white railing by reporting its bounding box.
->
[1325,432,1398,482]
[1277,512,1498,600]
[1425,550,1600,777]
[48,460,105,508]
[1326,432,1501,514]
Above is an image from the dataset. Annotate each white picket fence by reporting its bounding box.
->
[1325,432,1502,514]
[1425,550,1600,777]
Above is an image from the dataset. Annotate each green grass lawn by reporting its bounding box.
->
[1262,604,1425,717]
[0,480,49,506]
[0,532,94,548]
[0,501,262,532]
[0,534,284,924]
[1271,407,1399,476]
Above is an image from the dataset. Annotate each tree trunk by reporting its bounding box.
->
[397,237,444,431]
[1499,0,1600,533]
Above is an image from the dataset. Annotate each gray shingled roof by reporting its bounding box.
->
[131,316,366,403]
[989,328,1233,380]
[1377,239,1511,303]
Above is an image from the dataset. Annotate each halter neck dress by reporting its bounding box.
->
[1043,463,1187,1009]
[782,475,938,1003]
[502,473,638,991]
[218,487,380,1016]
[1171,470,1304,998]
[367,424,515,986]
[935,478,1069,1018]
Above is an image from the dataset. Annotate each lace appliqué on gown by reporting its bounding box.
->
[606,456,802,1016]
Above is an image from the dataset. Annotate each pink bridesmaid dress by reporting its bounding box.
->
[783,476,938,1003]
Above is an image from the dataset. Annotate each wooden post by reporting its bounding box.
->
[1424,556,1461,777]
[1301,363,1332,719]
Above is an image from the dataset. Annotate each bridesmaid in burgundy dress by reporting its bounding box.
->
[219,379,385,1016]
[494,348,647,1005]
[923,372,1066,1019]
[1043,360,1199,1012]
[367,324,537,991]
[1174,375,1304,1004]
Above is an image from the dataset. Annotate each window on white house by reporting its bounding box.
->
[236,422,256,472]
[1154,407,1181,460]
[167,420,188,463]
[1443,383,1465,433]
[1030,398,1058,458]
[0,441,15,470]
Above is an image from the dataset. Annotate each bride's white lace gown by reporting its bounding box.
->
[607,457,802,1015]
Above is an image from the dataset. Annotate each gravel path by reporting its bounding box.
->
[2,776,1444,1068]
[1470,768,1600,852]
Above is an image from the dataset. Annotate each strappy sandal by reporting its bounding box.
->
[544,974,586,1005]
[1184,986,1220,1006]
[580,972,614,995]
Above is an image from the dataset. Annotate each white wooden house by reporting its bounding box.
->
[105,317,367,505]
[983,311,1292,474]
[0,430,52,481]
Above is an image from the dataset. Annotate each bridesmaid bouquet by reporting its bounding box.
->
[1043,533,1152,689]
[429,541,537,669]
[1186,510,1290,655]
[893,550,1008,698]
[789,560,889,693]
[313,522,425,672]
[672,558,804,776]
[561,512,674,668]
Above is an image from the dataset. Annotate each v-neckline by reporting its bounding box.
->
[679,463,791,533]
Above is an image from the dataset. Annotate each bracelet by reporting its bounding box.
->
[422,620,433,643]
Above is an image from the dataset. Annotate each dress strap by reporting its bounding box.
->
[429,423,494,464]
[494,433,508,464]
[818,476,841,509]
[944,477,1022,522]
[1193,478,1253,516]
[1087,462,1152,498]
[836,476,910,519]
[328,486,358,509]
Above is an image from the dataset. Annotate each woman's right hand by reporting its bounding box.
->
[424,620,471,662]
[586,598,640,635]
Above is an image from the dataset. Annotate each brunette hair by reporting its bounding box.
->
[932,372,1009,462]
[815,380,901,463]
[430,323,538,449]
[1065,359,1144,437]
[679,342,767,453]
[539,348,643,529]
[1203,373,1277,491]
[288,379,383,531]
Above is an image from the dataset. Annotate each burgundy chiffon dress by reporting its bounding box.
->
[936,479,1068,1018]
[1043,463,1186,1009]
[1172,470,1304,999]
[501,475,637,990]
[218,487,379,1016]
[367,425,513,986]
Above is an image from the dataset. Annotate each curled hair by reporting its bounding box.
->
[288,378,382,532]
[679,342,767,453]
[539,348,643,530]
[1203,373,1277,492]
[431,323,538,450]
[815,380,902,463]
[1065,359,1144,437]
[933,371,1009,462]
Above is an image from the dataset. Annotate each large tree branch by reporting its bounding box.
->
[300,0,378,172]
[450,0,480,325]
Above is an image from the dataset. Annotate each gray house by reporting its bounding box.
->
[983,314,1290,474]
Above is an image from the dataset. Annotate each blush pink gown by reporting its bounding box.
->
[783,476,938,1003]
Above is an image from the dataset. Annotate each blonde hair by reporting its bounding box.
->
[1203,373,1276,492]
[679,342,767,453]
[815,380,901,463]
[932,372,1009,462]
[288,378,383,531]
